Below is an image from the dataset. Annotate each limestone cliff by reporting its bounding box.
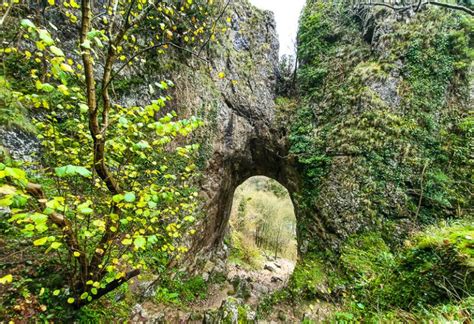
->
[1,0,472,265]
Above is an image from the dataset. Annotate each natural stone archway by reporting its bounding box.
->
[175,0,310,264]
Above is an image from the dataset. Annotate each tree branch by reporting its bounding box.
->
[426,1,474,15]
[198,0,231,56]
[26,183,89,284]
[76,269,140,308]
[356,1,474,16]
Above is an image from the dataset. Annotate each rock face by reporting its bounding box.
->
[291,3,473,254]
[2,0,472,273]
[184,2,473,263]
[169,0,301,259]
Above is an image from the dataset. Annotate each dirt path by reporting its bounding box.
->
[131,257,296,322]
[226,257,295,305]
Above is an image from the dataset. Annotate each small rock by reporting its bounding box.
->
[264,264,275,272]
[271,276,282,283]
[130,304,148,322]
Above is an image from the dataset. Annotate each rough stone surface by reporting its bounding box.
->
[4,0,471,278]
[0,128,40,162]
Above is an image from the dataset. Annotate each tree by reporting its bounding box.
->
[0,0,220,312]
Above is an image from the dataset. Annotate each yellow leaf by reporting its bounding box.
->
[33,237,48,246]
[67,297,75,304]
[47,0,55,5]
[0,185,16,195]
[57,84,69,95]
[121,238,132,245]
[218,72,225,79]
[70,0,80,8]
[73,251,80,257]
[0,274,13,284]
[60,63,74,73]
[50,242,62,249]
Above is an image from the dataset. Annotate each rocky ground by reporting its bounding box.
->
[130,257,297,323]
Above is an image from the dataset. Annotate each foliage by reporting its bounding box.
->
[0,77,35,133]
[276,54,297,97]
[154,273,208,305]
[0,0,223,319]
[259,220,473,321]
[321,221,472,321]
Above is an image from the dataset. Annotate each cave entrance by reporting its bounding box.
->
[225,176,297,293]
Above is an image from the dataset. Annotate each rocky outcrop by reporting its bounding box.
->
[168,0,301,261]
[3,0,471,276]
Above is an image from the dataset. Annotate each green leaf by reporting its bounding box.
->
[123,192,136,203]
[49,45,64,57]
[81,39,92,49]
[80,292,88,300]
[112,194,124,203]
[79,103,89,113]
[121,238,132,245]
[184,216,195,223]
[20,19,36,29]
[33,237,48,246]
[92,219,105,228]
[50,242,62,249]
[5,167,26,181]
[78,207,93,215]
[55,165,92,178]
[40,83,55,93]
[133,236,146,249]
[38,29,54,46]
[87,30,102,39]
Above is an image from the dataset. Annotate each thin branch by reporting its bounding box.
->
[198,0,231,56]
[0,2,13,26]
[77,269,140,308]
[26,183,89,284]
[426,1,474,15]
[356,1,474,16]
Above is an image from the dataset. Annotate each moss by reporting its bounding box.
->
[0,77,36,134]
[237,305,249,323]
[153,273,208,305]
[331,220,473,320]
[288,256,328,299]
[290,4,473,256]
[340,233,395,284]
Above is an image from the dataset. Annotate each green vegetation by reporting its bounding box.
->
[0,77,36,133]
[258,1,474,321]
[154,274,208,305]
[0,0,472,322]
[259,220,474,321]
[291,3,473,250]
[0,0,219,321]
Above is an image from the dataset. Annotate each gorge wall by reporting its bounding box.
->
[180,0,473,265]
[1,0,472,267]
